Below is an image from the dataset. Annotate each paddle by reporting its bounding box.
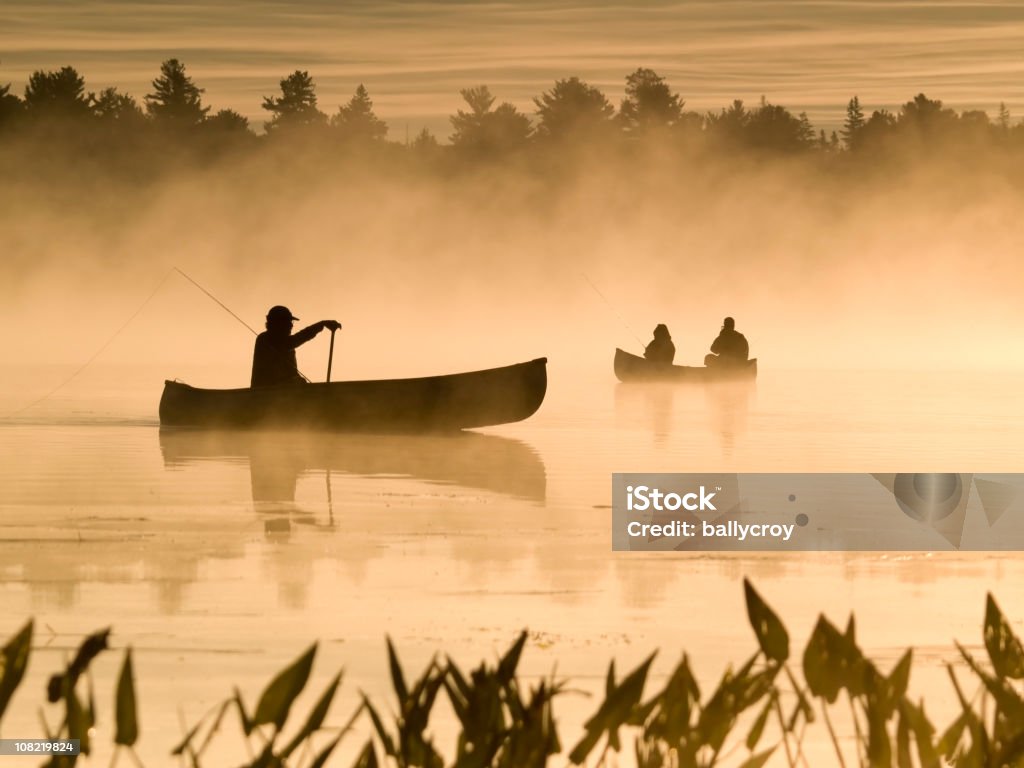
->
[326,327,337,383]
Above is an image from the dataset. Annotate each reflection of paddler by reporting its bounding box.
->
[705,317,749,368]
[158,430,546,503]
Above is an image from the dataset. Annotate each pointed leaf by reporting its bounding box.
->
[605,659,616,699]
[233,686,253,736]
[115,647,139,746]
[984,593,1024,679]
[281,671,343,758]
[47,628,111,705]
[352,740,379,768]
[386,637,408,705]
[171,710,209,756]
[744,579,789,663]
[0,620,33,722]
[497,631,527,684]
[252,643,317,729]
[570,652,656,764]
[900,698,940,768]
[309,732,345,768]
[957,642,1024,720]
[67,686,92,755]
[888,649,913,700]
[737,746,776,768]
[746,694,774,750]
[361,695,396,757]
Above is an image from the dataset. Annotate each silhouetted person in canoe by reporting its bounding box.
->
[644,324,676,365]
[251,305,342,387]
[705,317,749,367]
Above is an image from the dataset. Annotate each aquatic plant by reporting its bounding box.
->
[2,580,1023,766]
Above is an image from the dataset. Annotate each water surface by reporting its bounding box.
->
[1,363,1022,764]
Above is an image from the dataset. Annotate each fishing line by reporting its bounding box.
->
[580,272,645,349]
[4,268,176,418]
[6,267,267,418]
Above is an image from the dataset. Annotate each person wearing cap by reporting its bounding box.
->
[250,306,342,387]
[704,317,749,367]
[644,324,676,365]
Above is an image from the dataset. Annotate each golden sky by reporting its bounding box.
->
[3,1,1024,137]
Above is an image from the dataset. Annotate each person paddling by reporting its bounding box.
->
[250,305,341,387]
[704,317,749,367]
[644,324,676,365]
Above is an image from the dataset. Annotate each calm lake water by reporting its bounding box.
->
[1,361,1023,765]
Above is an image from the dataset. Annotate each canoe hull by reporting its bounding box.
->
[614,348,757,383]
[160,357,547,431]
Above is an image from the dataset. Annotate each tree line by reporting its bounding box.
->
[2,58,1023,159]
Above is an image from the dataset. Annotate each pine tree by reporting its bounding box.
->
[24,66,91,120]
[90,87,144,124]
[797,112,816,147]
[331,84,388,142]
[619,68,683,134]
[998,102,1011,132]
[0,81,23,128]
[841,96,865,150]
[411,128,439,150]
[145,59,208,127]
[449,85,531,154]
[262,70,325,132]
[533,77,614,141]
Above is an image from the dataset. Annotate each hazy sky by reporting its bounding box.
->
[4,0,1024,139]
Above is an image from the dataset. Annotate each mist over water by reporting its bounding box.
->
[3,140,1024,384]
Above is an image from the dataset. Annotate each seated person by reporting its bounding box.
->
[704,316,749,367]
[644,324,676,365]
[250,305,341,387]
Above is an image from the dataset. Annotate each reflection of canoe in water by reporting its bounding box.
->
[159,358,547,431]
[614,348,757,383]
[158,429,546,502]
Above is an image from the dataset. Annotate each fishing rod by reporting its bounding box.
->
[175,267,325,381]
[5,267,322,417]
[174,267,258,335]
[580,272,646,349]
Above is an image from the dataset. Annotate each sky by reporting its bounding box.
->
[3,0,1024,139]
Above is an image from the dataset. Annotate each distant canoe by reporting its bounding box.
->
[614,348,757,383]
[159,357,547,431]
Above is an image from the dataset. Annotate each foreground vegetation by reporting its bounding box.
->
[1,579,1022,767]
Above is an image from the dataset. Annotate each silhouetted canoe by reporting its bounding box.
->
[614,348,757,383]
[159,358,547,431]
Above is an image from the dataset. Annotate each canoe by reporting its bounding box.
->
[614,348,757,383]
[159,357,547,431]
